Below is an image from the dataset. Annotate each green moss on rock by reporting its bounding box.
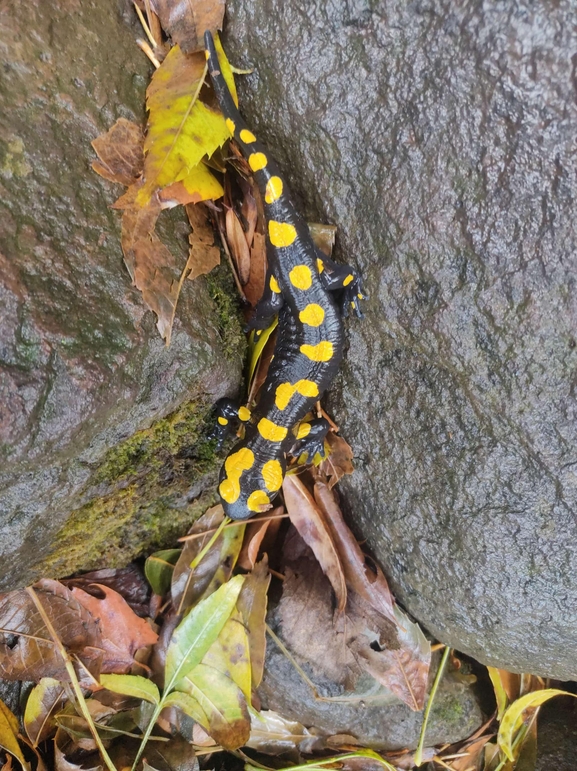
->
[42,397,222,578]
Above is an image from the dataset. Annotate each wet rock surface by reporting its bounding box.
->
[535,696,577,771]
[259,641,484,751]
[223,0,577,678]
[0,0,243,589]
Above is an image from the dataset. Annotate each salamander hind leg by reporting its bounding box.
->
[246,270,285,331]
[290,417,331,462]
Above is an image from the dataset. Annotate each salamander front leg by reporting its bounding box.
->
[290,417,331,462]
[246,270,285,331]
[209,398,252,449]
[316,250,367,318]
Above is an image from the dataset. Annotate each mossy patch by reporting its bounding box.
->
[40,396,223,579]
[205,264,247,362]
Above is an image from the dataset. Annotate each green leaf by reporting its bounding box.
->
[145,549,182,596]
[498,688,575,761]
[248,319,278,386]
[99,674,160,705]
[201,610,252,704]
[165,575,245,690]
[0,699,30,770]
[237,559,270,689]
[24,676,64,746]
[175,663,249,750]
[164,691,208,726]
[137,42,235,206]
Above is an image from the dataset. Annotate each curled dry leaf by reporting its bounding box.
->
[282,474,347,613]
[24,677,65,746]
[149,0,225,54]
[185,203,220,282]
[171,505,245,614]
[246,708,327,756]
[237,507,284,571]
[91,118,144,186]
[313,480,395,625]
[237,558,271,689]
[225,207,251,285]
[245,232,267,309]
[71,585,158,674]
[308,222,337,256]
[318,432,354,489]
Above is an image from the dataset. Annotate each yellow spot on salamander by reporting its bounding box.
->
[317,258,324,273]
[357,293,364,299]
[269,221,297,248]
[238,406,251,421]
[225,118,236,135]
[205,49,210,60]
[249,152,267,171]
[343,274,354,286]
[270,275,281,293]
[219,447,255,504]
[257,417,288,442]
[296,422,311,439]
[289,264,312,290]
[262,459,283,491]
[300,341,334,362]
[247,489,271,512]
[275,379,319,411]
[217,416,228,426]
[240,129,257,143]
[265,176,283,204]
[299,303,325,327]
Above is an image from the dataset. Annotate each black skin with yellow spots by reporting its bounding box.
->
[205,32,366,520]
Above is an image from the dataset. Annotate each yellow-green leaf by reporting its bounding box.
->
[24,676,64,746]
[201,609,252,704]
[487,666,509,722]
[165,575,245,689]
[99,674,160,705]
[498,688,575,761]
[0,699,29,770]
[145,548,182,596]
[175,663,249,750]
[164,690,208,726]
[248,319,279,386]
[237,559,270,689]
[137,39,236,205]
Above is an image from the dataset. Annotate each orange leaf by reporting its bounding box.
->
[319,432,354,488]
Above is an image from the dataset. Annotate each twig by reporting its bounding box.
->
[136,39,161,69]
[133,2,157,48]
[414,645,451,766]
[178,512,289,542]
[26,588,117,771]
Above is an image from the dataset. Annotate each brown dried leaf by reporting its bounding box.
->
[309,222,337,256]
[237,507,283,570]
[91,118,144,186]
[171,505,244,614]
[277,551,359,688]
[245,232,267,309]
[239,177,258,249]
[350,602,430,711]
[185,203,220,282]
[443,734,494,771]
[150,0,225,54]
[70,585,157,673]
[282,474,347,613]
[246,708,327,756]
[225,207,251,284]
[313,480,396,625]
[63,564,151,618]
[237,558,271,688]
[0,579,102,683]
[319,432,354,488]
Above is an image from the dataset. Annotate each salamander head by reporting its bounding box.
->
[218,444,285,520]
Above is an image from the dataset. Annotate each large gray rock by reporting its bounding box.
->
[223,1,577,678]
[0,0,244,589]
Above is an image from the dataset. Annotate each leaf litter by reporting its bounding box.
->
[4,3,568,771]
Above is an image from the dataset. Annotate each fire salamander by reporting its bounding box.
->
[205,32,366,520]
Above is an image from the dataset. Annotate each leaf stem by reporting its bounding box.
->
[25,588,118,771]
[178,512,289,542]
[414,644,450,766]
